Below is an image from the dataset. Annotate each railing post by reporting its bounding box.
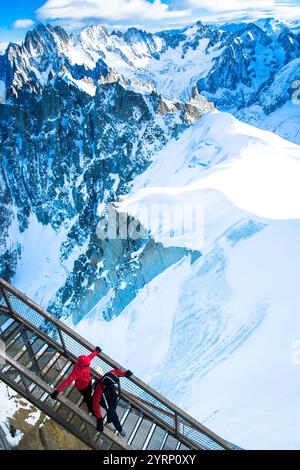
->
[57,327,67,353]
[174,412,179,437]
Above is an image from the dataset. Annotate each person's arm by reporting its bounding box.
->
[110,369,133,378]
[82,348,101,366]
[86,351,99,362]
[57,368,78,393]
[92,382,104,419]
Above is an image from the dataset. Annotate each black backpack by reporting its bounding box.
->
[93,371,121,397]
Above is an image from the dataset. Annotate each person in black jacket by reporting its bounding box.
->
[93,369,133,437]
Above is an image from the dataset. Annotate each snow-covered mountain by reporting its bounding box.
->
[1,18,300,449]
[0,20,299,140]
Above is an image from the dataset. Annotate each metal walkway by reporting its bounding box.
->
[0,278,232,450]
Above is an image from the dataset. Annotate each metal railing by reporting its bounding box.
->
[0,278,233,450]
[0,353,129,450]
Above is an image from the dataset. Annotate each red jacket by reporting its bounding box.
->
[93,369,126,419]
[57,351,99,392]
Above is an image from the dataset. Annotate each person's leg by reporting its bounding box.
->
[108,405,123,433]
[80,382,93,413]
[106,409,113,424]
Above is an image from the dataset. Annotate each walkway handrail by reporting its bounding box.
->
[0,350,130,450]
[0,278,233,450]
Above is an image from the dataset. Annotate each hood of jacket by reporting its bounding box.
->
[77,355,91,367]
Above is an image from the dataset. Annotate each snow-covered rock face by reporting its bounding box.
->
[198,23,299,110]
[236,58,300,144]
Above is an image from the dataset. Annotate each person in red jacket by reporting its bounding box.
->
[93,369,133,436]
[50,347,101,413]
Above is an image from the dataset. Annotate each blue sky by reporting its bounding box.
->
[1,0,300,45]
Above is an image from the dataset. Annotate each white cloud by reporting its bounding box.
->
[36,0,190,22]
[272,4,300,19]
[199,3,300,23]
[34,0,300,29]
[187,0,275,11]
[13,19,35,29]
[184,0,300,20]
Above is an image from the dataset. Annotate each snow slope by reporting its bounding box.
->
[12,214,89,307]
[118,111,300,246]
[238,101,300,145]
[73,111,300,449]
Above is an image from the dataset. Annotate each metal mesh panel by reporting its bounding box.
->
[6,293,63,347]
[177,418,225,450]
[60,330,93,359]
[8,294,45,330]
